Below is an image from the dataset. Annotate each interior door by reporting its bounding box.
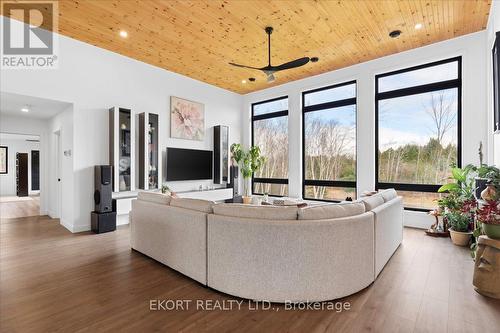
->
[16,153,29,197]
[31,150,40,191]
[53,130,61,219]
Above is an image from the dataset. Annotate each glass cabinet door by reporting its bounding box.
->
[118,109,131,191]
[148,113,159,189]
[139,112,159,190]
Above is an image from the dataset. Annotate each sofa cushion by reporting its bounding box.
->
[170,197,214,213]
[298,202,365,220]
[379,188,397,202]
[137,191,171,205]
[213,204,298,220]
[361,193,385,211]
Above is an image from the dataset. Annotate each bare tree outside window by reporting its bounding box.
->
[377,58,460,209]
[303,82,357,201]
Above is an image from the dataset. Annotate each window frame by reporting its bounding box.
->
[374,56,462,211]
[251,96,289,196]
[302,80,358,202]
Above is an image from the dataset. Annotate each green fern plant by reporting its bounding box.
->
[232,145,265,196]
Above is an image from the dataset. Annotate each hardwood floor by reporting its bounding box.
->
[0,196,40,218]
[1,215,499,332]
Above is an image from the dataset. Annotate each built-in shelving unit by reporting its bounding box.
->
[213,125,229,185]
[138,112,160,190]
[109,107,135,192]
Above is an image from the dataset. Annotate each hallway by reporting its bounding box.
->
[0,195,40,219]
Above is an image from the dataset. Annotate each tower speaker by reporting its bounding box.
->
[94,165,113,213]
[228,165,239,196]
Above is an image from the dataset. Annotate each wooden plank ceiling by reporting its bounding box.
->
[2,0,491,94]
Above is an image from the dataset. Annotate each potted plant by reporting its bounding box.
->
[477,201,500,239]
[444,211,473,246]
[438,165,476,246]
[230,143,244,167]
[230,144,265,204]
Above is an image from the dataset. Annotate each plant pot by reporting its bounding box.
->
[475,177,489,199]
[483,224,500,240]
[449,228,472,246]
[242,196,252,204]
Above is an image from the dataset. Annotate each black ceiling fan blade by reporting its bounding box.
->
[228,62,262,70]
[272,57,310,71]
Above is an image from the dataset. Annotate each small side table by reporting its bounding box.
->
[473,235,500,299]
[425,210,449,237]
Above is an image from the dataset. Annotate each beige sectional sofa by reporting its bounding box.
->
[130,189,403,302]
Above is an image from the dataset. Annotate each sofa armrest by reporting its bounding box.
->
[371,196,403,277]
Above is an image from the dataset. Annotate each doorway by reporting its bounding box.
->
[52,130,62,219]
[0,133,41,219]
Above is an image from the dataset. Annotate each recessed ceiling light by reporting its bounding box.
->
[21,106,29,112]
[389,30,402,38]
[119,30,128,38]
[241,79,247,84]
[415,23,423,30]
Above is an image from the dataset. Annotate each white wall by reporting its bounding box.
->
[0,137,40,196]
[0,115,49,214]
[47,106,74,229]
[0,17,242,232]
[243,31,489,229]
[486,0,500,167]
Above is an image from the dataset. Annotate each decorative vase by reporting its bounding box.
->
[119,176,127,191]
[242,196,252,204]
[449,228,472,246]
[483,224,500,240]
[481,184,497,202]
[475,178,489,199]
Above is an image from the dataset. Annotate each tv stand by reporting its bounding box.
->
[176,188,233,202]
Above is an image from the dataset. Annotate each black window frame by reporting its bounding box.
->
[251,96,289,196]
[302,80,357,202]
[375,56,462,211]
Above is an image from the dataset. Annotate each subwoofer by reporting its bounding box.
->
[91,211,116,234]
[94,165,113,213]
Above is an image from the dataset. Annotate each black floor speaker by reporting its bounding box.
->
[91,211,116,234]
[94,165,113,213]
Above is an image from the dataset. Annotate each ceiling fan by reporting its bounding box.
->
[229,26,318,82]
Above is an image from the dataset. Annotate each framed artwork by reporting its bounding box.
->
[0,146,7,174]
[170,96,205,141]
[493,32,500,133]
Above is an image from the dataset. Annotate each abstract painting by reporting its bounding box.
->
[0,146,7,174]
[170,96,205,141]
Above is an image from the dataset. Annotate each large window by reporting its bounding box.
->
[375,57,461,210]
[302,81,357,201]
[251,96,288,196]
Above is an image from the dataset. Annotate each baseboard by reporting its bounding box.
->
[59,220,91,233]
[403,210,433,229]
[72,224,91,233]
[60,219,74,233]
[117,214,130,226]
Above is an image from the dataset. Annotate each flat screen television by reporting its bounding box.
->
[166,147,213,181]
